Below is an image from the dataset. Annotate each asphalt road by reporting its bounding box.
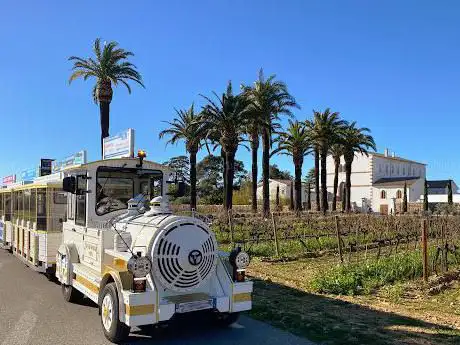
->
[0,249,314,345]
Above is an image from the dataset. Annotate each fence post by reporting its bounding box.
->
[421,218,429,282]
[271,212,280,257]
[335,215,343,264]
[228,209,234,246]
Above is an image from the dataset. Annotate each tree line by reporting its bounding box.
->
[68,38,376,215]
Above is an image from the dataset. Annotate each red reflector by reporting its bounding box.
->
[133,278,146,293]
[236,270,245,282]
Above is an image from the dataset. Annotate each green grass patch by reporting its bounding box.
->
[311,251,424,295]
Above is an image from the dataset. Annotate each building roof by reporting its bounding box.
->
[373,176,420,187]
[426,180,453,189]
[372,153,426,165]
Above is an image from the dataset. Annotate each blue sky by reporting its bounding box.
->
[1,0,459,181]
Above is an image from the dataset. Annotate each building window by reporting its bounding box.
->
[386,165,389,175]
[391,165,394,174]
[397,166,400,175]
[396,190,402,199]
[380,190,387,199]
[403,167,406,175]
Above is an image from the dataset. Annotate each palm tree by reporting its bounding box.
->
[242,69,298,216]
[342,122,376,211]
[274,120,311,212]
[307,109,345,213]
[201,81,249,210]
[330,143,344,211]
[159,104,204,210]
[69,38,144,156]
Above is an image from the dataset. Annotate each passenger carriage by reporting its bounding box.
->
[8,175,66,275]
[0,186,13,250]
[55,155,252,342]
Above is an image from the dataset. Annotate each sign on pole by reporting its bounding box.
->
[20,168,38,182]
[40,159,54,176]
[2,175,16,185]
[103,129,135,160]
[52,150,87,173]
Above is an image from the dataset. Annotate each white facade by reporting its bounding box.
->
[325,150,426,214]
[256,179,311,204]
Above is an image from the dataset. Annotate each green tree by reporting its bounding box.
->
[242,69,298,216]
[269,164,292,180]
[274,120,311,211]
[159,104,204,210]
[403,181,408,213]
[304,168,315,211]
[201,82,250,210]
[68,38,144,156]
[329,144,343,211]
[276,185,281,211]
[197,155,247,205]
[342,122,376,211]
[448,179,453,205]
[163,155,190,183]
[307,109,345,213]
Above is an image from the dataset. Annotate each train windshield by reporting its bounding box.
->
[95,167,163,216]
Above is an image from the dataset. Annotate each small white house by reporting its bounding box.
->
[256,179,311,204]
[422,180,460,204]
[325,149,426,214]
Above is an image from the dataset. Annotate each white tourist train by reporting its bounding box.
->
[0,151,252,343]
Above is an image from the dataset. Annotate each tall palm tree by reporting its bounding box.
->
[330,143,344,211]
[159,104,204,210]
[69,38,144,156]
[274,120,311,212]
[342,122,376,211]
[307,109,345,213]
[201,81,249,210]
[242,69,298,216]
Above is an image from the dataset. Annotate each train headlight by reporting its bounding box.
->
[127,256,152,278]
[234,251,250,269]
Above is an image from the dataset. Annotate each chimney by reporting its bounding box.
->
[384,148,389,157]
[392,152,395,158]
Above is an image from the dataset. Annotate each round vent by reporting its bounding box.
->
[151,221,217,292]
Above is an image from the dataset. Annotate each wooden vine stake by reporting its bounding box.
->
[271,212,280,257]
[335,215,343,264]
[421,218,429,282]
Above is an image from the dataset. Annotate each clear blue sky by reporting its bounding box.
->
[1,0,459,181]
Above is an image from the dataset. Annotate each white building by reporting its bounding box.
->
[326,149,426,214]
[423,180,460,204]
[256,179,312,204]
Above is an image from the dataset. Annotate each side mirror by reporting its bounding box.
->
[176,181,186,197]
[62,177,76,194]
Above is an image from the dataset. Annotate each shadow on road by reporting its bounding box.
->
[248,278,460,345]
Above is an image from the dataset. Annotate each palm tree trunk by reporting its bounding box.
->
[225,150,236,210]
[345,159,352,212]
[294,158,303,212]
[189,150,197,211]
[262,128,270,216]
[250,133,259,213]
[332,157,340,211]
[314,148,320,211]
[221,149,227,209]
[320,150,328,214]
[99,101,110,157]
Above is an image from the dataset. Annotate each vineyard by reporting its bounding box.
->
[202,211,460,294]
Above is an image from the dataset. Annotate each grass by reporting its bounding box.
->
[311,250,424,295]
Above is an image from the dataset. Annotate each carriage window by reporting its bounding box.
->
[5,194,11,221]
[54,191,67,204]
[76,176,86,226]
[0,194,3,216]
[24,189,31,222]
[37,190,47,230]
[30,189,36,222]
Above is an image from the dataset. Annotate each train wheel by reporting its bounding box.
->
[61,283,82,303]
[215,312,240,327]
[100,283,130,343]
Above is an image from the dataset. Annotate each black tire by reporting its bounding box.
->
[61,283,83,303]
[100,283,130,343]
[215,312,240,327]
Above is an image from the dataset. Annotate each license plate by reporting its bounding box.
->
[176,299,214,313]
